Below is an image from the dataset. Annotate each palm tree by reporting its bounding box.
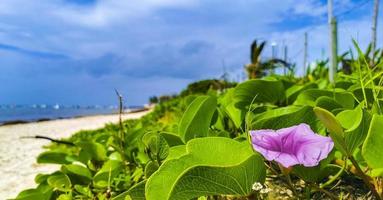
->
[245,40,266,79]
[245,40,293,79]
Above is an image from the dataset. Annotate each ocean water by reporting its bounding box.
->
[0,105,140,124]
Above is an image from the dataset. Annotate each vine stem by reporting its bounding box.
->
[285,174,298,197]
[349,156,381,199]
[309,183,338,200]
[115,89,125,147]
[278,164,298,197]
[320,158,347,189]
[114,89,129,166]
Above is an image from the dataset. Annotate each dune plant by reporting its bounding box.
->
[14,41,383,200]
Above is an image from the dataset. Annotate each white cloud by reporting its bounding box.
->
[291,0,327,16]
[0,0,379,104]
[52,0,198,28]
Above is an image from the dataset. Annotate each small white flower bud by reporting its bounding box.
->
[252,182,263,191]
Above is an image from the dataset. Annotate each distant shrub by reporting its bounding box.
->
[180,79,236,96]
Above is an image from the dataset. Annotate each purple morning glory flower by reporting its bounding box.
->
[250,123,334,168]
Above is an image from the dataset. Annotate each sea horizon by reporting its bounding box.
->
[0,104,144,125]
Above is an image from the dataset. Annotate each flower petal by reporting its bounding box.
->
[275,153,300,168]
[296,136,334,167]
[250,123,334,167]
[250,130,281,160]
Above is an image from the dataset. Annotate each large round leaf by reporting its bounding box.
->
[145,137,266,200]
[75,141,107,162]
[93,160,123,188]
[220,89,245,129]
[314,107,348,156]
[295,89,354,109]
[112,181,146,200]
[233,79,285,109]
[248,106,319,131]
[362,114,383,169]
[47,172,71,192]
[178,96,217,142]
[337,106,371,154]
[62,164,92,184]
[15,189,45,200]
[285,82,317,104]
[37,151,71,165]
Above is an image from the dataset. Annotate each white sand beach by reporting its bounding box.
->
[0,110,150,199]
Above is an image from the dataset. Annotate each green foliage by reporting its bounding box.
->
[16,189,48,200]
[314,107,348,155]
[295,89,354,109]
[145,137,266,200]
[75,141,108,162]
[37,151,71,165]
[248,105,318,130]
[233,79,285,109]
[292,153,337,183]
[362,114,383,169]
[47,172,71,192]
[15,43,383,199]
[180,79,236,96]
[179,96,217,142]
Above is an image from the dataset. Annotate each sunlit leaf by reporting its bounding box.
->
[179,96,217,142]
[362,114,383,169]
[233,79,285,109]
[145,137,266,200]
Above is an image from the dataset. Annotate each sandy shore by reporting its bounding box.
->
[0,110,150,199]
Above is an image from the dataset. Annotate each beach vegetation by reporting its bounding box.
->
[15,41,383,200]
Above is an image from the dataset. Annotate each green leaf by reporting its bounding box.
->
[337,106,371,153]
[362,114,383,169]
[35,174,50,184]
[165,145,187,162]
[75,141,107,162]
[292,152,336,182]
[62,164,92,184]
[109,152,123,161]
[142,132,170,161]
[285,82,317,104]
[336,106,363,132]
[249,106,319,131]
[220,89,245,128]
[293,151,339,182]
[160,132,184,146]
[47,172,72,192]
[369,168,383,177]
[74,185,92,198]
[57,194,72,200]
[93,160,123,188]
[112,181,146,200]
[351,87,380,105]
[145,137,266,200]
[335,81,353,90]
[178,96,217,142]
[233,79,285,109]
[15,189,45,200]
[315,96,343,111]
[294,164,340,183]
[144,161,159,178]
[314,107,348,155]
[295,89,354,109]
[37,151,71,165]
[314,107,343,136]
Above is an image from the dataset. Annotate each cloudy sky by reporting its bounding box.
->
[0,0,380,106]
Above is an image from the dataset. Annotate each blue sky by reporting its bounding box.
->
[0,0,381,106]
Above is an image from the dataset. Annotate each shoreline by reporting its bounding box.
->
[0,107,150,126]
[0,109,151,199]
